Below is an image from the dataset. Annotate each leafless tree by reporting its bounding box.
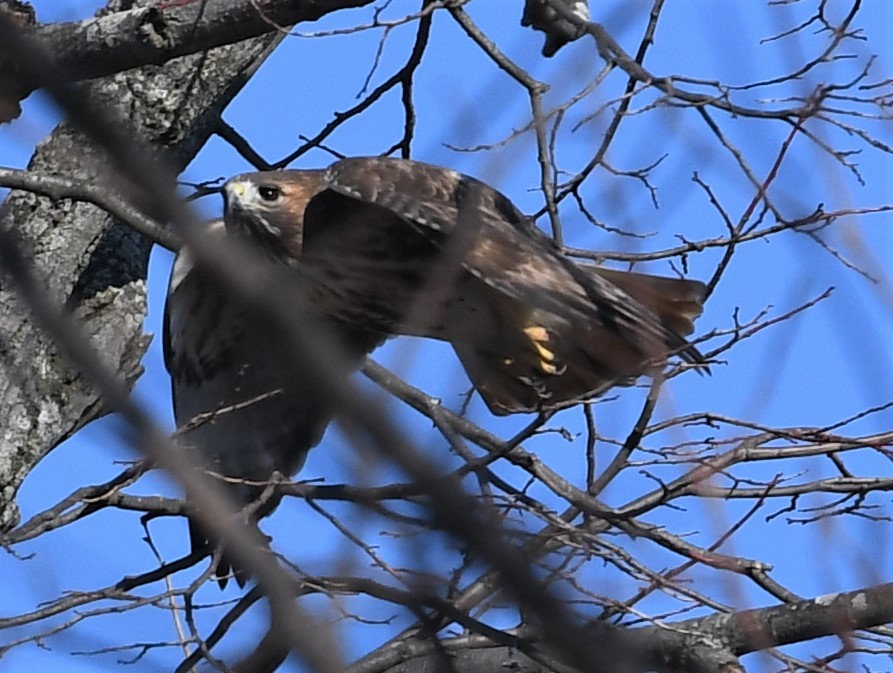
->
[1,1,892,672]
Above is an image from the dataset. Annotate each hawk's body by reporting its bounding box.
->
[167,159,707,584]
[223,157,707,415]
[164,220,382,586]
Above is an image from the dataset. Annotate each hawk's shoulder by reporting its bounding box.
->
[162,220,227,377]
[324,156,532,236]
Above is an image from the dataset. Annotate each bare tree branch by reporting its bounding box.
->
[0,1,282,532]
[0,0,375,120]
[1,1,891,672]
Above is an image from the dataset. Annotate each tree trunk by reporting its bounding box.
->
[0,0,282,531]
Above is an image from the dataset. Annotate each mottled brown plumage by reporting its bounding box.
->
[164,220,382,587]
[223,157,707,415]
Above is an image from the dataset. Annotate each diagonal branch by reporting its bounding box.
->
[0,0,375,120]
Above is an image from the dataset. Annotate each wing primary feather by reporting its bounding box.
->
[300,157,710,415]
[325,156,705,366]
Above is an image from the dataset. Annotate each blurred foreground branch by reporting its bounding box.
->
[0,0,281,532]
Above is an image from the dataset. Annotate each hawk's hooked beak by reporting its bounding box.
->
[225,180,249,210]
[228,181,247,199]
[223,179,282,237]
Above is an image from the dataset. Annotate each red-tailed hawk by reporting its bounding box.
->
[222,157,707,415]
[163,220,382,587]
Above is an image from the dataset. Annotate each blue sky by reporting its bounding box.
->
[2,1,893,671]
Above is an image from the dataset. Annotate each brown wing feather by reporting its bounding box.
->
[165,218,383,587]
[325,157,702,366]
[326,157,532,236]
[455,269,708,415]
[225,159,708,417]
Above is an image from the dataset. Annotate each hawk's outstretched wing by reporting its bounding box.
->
[223,157,707,415]
[164,220,382,587]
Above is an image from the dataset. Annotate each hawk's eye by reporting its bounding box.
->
[258,185,280,202]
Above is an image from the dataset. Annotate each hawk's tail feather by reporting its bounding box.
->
[591,267,706,336]
[188,519,249,590]
[454,270,708,415]
[188,486,281,589]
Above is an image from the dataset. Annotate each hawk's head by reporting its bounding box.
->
[223,170,328,261]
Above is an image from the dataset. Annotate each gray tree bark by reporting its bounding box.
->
[0,0,285,531]
[0,0,373,114]
[2,4,890,673]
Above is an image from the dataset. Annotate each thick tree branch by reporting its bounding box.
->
[0,0,374,119]
[1,2,890,672]
[375,582,893,673]
[0,167,179,249]
[0,0,287,532]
